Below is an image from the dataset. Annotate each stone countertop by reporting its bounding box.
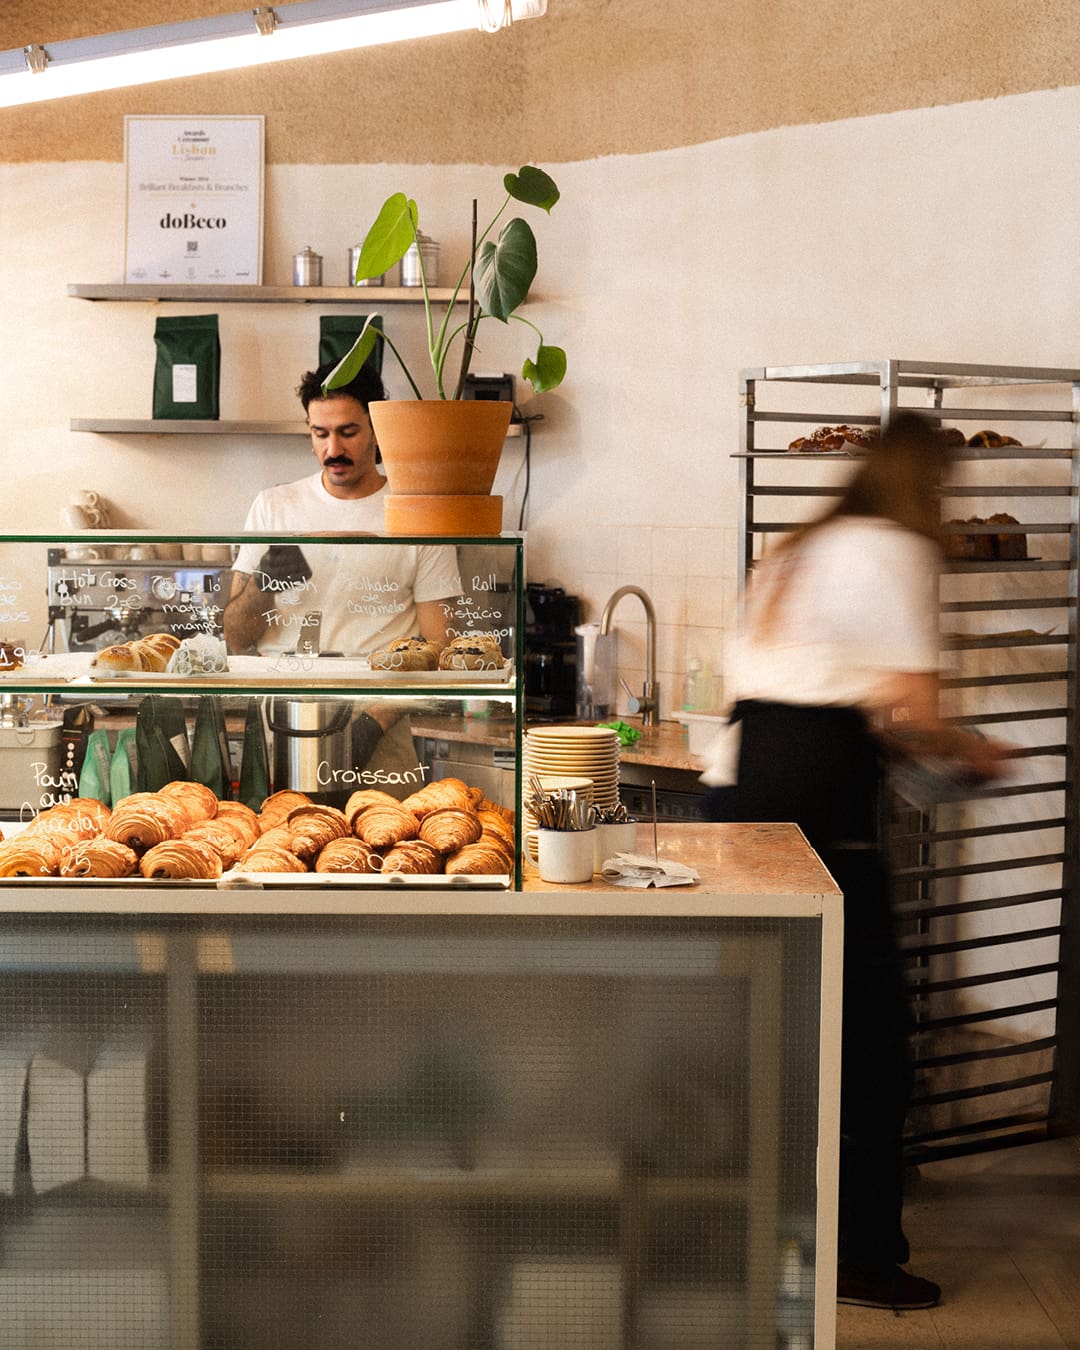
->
[410,715,703,773]
[523,821,839,898]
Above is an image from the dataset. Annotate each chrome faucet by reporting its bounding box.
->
[599,585,660,726]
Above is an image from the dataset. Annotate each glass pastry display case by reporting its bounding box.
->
[0,531,524,891]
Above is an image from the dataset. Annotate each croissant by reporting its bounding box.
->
[212,801,261,849]
[400,777,474,818]
[476,808,515,846]
[0,836,61,877]
[183,820,249,869]
[353,801,419,849]
[105,792,190,853]
[445,840,514,875]
[237,844,308,873]
[285,804,350,861]
[344,788,404,827]
[314,836,380,874]
[139,837,224,880]
[161,780,219,823]
[258,790,313,830]
[59,837,138,878]
[418,807,483,854]
[379,839,441,874]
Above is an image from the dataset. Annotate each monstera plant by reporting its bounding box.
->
[324,164,566,400]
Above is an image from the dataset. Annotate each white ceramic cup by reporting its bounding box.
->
[595,821,639,869]
[534,828,598,884]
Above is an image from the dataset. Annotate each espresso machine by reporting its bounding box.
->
[524,582,580,721]
[46,549,232,652]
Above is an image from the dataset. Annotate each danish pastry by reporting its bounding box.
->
[353,801,419,849]
[418,807,483,854]
[59,837,138,878]
[314,836,379,874]
[379,839,441,874]
[139,837,224,880]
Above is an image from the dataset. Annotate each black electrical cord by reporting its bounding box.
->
[515,412,543,531]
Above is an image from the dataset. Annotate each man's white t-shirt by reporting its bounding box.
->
[232,473,461,655]
[735,516,940,708]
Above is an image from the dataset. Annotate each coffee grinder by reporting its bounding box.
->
[524,583,580,722]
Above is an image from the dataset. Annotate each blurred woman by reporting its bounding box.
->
[704,411,1009,1310]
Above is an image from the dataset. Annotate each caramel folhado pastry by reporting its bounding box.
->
[285,804,350,862]
[369,636,440,671]
[160,779,219,824]
[237,844,308,874]
[314,836,379,874]
[400,777,475,818]
[105,792,191,854]
[418,807,483,854]
[380,839,441,874]
[445,840,514,875]
[0,836,61,877]
[139,838,224,880]
[59,837,138,878]
[353,801,419,849]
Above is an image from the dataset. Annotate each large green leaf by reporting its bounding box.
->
[475,219,537,322]
[355,193,418,280]
[505,166,559,212]
[522,343,566,393]
[322,318,381,393]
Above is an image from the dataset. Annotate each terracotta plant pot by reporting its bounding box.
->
[369,400,513,496]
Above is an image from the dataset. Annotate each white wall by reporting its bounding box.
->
[4,84,1080,722]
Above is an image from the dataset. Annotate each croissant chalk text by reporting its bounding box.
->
[316,759,431,788]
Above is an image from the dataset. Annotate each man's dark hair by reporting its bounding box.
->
[297,361,385,413]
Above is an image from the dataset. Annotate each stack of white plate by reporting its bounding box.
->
[524,726,621,824]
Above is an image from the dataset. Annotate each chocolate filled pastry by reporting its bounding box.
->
[25,797,112,846]
[0,836,61,877]
[418,806,483,853]
[445,839,514,875]
[105,792,190,854]
[314,836,380,874]
[183,820,249,870]
[400,777,475,818]
[139,837,224,880]
[353,801,419,849]
[161,779,219,824]
[237,843,308,873]
[285,804,350,862]
[59,837,138,878]
[369,636,440,671]
[379,839,441,874]
[344,788,406,828]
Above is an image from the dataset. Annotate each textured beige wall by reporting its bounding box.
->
[1,0,1078,164]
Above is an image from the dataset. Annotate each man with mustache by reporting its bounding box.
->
[224,361,461,797]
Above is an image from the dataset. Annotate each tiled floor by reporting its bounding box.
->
[836,1136,1080,1348]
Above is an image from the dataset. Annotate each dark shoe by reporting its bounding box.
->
[837,1262,941,1310]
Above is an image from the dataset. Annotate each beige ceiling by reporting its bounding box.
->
[1,0,1077,164]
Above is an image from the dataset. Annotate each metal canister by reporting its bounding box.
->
[399,231,440,287]
[349,242,384,286]
[292,246,323,287]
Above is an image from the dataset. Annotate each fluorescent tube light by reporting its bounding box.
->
[0,0,546,108]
